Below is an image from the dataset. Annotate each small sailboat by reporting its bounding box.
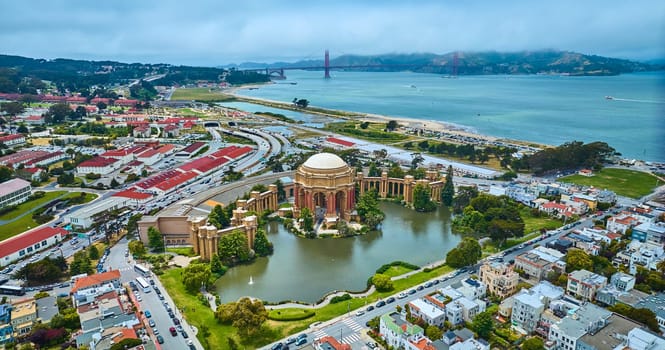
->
[249,276,254,285]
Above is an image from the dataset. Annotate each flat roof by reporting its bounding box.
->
[0,178,30,197]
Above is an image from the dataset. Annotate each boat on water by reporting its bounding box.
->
[605,96,614,100]
[410,84,417,88]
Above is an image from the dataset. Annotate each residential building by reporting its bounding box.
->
[0,226,67,267]
[566,269,608,301]
[0,178,31,208]
[576,314,643,350]
[547,303,611,350]
[449,338,490,350]
[136,147,162,166]
[632,222,665,245]
[629,241,665,271]
[457,278,486,300]
[479,261,519,298]
[457,297,486,323]
[71,270,121,294]
[112,189,152,208]
[10,298,36,337]
[607,214,641,234]
[595,285,648,307]
[380,312,424,349]
[0,134,26,147]
[0,304,13,344]
[614,328,665,350]
[511,281,564,334]
[163,124,180,138]
[75,291,139,348]
[515,246,566,281]
[408,298,445,327]
[610,272,635,292]
[635,293,665,333]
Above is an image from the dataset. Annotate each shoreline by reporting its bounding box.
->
[225,85,551,150]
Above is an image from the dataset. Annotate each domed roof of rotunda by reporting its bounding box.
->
[301,153,348,170]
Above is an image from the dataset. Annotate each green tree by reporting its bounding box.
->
[356,189,385,229]
[217,230,251,266]
[441,165,454,206]
[147,226,164,252]
[45,103,71,124]
[566,249,593,272]
[128,240,146,256]
[386,120,398,131]
[0,165,14,182]
[182,261,212,293]
[274,179,286,201]
[57,173,75,186]
[210,254,226,274]
[368,163,382,177]
[425,325,443,341]
[208,204,229,229]
[387,163,405,178]
[372,273,394,292]
[413,184,436,212]
[446,237,482,268]
[215,297,268,339]
[69,251,92,276]
[470,310,494,339]
[87,245,99,260]
[253,229,273,256]
[452,186,479,214]
[522,337,545,350]
[17,124,28,133]
[15,257,67,286]
[300,207,314,234]
[0,101,25,116]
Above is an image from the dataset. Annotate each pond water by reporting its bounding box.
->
[215,202,461,303]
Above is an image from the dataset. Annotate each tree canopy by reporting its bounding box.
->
[356,189,385,230]
[217,230,251,266]
[147,226,164,252]
[182,261,213,293]
[441,165,454,206]
[446,237,482,268]
[452,194,525,245]
[514,141,618,175]
[215,297,268,339]
[413,184,436,212]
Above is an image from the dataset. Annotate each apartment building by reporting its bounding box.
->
[479,261,519,298]
[566,269,608,302]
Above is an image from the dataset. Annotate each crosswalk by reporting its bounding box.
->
[341,333,361,344]
[312,329,327,339]
[343,318,364,332]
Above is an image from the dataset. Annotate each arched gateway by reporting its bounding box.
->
[293,153,356,225]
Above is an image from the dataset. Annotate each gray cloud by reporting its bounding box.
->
[0,0,663,65]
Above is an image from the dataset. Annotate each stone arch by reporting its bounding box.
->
[335,191,346,214]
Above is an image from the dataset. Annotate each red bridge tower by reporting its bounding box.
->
[324,50,331,79]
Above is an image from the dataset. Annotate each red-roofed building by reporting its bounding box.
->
[112,189,152,207]
[0,150,50,168]
[0,227,67,267]
[132,124,151,138]
[18,167,44,181]
[136,147,162,165]
[77,156,120,175]
[163,124,180,138]
[152,171,198,194]
[0,134,26,147]
[314,336,351,350]
[113,99,139,106]
[23,151,67,168]
[156,144,175,155]
[175,142,206,158]
[179,156,227,175]
[183,121,196,129]
[90,98,111,105]
[124,160,144,174]
[23,115,44,125]
[66,96,87,104]
[101,148,137,164]
[326,137,355,148]
[71,270,121,294]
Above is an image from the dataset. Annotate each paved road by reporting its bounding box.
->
[106,238,202,350]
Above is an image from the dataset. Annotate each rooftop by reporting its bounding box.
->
[410,298,445,319]
[0,178,30,197]
[568,269,608,286]
[0,226,66,259]
[11,298,36,319]
[71,270,121,293]
[301,153,348,170]
[635,293,665,319]
[579,314,642,349]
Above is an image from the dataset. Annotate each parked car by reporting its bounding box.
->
[169,327,177,336]
[366,305,374,312]
[149,319,155,327]
[156,335,164,344]
[386,297,395,304]
[144,310,151,318]
[355,310,365,317]
[376,300,386,307]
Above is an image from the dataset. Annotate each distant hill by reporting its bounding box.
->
[225,50,662,76]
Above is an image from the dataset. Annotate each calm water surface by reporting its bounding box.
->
[236,70,665,162]
[215,203,459,303]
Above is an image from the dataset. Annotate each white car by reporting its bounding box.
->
[355,310,365,317]
[397,292,407,299]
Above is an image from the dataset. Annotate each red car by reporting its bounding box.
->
[169,327,177,336]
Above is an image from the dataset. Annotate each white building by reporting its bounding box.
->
[136,148,163,166]
[457,278,486,300]
[511,281,564,334]
[449,338,490,350]
[610,272,635,292]
[0,134,25,147]
[567,269,608,301]
[548,303,611,350]
[0,178,31,208]
[0,227,67,266]
[66,197,127,229]
[408,298,445,327]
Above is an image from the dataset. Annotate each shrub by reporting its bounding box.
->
[330,294,352,304]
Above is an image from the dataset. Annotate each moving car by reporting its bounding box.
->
[169,327,178,336]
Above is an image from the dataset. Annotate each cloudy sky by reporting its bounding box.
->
[1,0,663,66]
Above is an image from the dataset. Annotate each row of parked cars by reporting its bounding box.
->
[274,333,308,349]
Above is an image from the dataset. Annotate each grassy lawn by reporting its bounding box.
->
[0,191,93,240]
[325,122,410,142]
[382,265,416,278]
[166,247,196,257]
[171,88,235,102]
[520,207,563,234]
[560,168,660,199]
[268,308,315,321]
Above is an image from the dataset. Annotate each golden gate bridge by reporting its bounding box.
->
[242,50,459,80]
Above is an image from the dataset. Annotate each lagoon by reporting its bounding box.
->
[215,203,459,303]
